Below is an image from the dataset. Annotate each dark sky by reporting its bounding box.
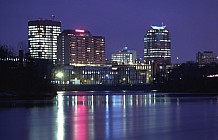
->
[0,0,218,63]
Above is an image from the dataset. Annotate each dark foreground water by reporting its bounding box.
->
[1,91,218,140]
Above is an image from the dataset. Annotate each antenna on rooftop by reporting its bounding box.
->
[51,15,55,20]
[162,22,164,26]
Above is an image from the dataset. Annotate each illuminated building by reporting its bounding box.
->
[196,51,217,65]
[52,65,147,85]
[57,29,105,65]
[133,64,153,83]
[111,46,137,65]
[28,19,61,64]
[144,25,171,65]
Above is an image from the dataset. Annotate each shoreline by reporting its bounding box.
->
[1,86,218,100]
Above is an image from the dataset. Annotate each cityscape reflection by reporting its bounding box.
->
[1,92,218,140]
[55,92,172,139]
[57,92,171,107]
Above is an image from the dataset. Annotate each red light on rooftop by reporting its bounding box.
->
[75,29,85,33]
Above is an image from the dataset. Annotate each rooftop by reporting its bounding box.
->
[151,25,166,30]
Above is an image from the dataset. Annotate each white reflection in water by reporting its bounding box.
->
[122,94,127,137]
[57,95,65,140]
[136,95,139,105]
[105,94,110,139]
[130,95,133,105]
[106,95,109,110]
[123,94,126,108]
[154,93,156,104]
[177,98,180,106]
[91,95,94,111]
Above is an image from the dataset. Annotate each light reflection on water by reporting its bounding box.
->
[1,92,218,140]
[57,95,64,140]
[56,93,171,107]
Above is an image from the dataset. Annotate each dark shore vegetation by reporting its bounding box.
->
[156,62,218,93]
[0,44,56,99]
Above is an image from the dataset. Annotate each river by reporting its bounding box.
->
[0,91,218,140]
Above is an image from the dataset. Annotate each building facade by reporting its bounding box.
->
[111,46,137,65]
[28,19,61,64]
[52,65,147,85]
[196,51,217,65]
[144,25,171,65]
[57,29,105,65]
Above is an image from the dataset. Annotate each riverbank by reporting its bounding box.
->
[55,84,153,91]
[0,91,56,100]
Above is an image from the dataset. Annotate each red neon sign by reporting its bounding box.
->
[75,29,85,33]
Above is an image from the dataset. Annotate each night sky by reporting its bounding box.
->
[0,0,218,63]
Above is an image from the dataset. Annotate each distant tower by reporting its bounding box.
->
[111,46,137,65]
[28,19,61,64]
[144,25,171,65]
[196,51,217,65]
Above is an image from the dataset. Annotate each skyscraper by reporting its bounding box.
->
[144,25,171,65]
[28,19,61,64]
[57,29,105,65]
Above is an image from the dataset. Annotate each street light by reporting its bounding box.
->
[56,72,64,78]
[56,71,65,89]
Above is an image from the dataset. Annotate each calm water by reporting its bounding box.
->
[1,91,218,140]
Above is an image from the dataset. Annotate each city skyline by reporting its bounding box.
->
[1,0,218,63]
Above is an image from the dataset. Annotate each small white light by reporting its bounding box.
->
[56,72,63,78]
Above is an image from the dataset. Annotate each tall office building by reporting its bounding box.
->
[111,46,137,65]
[28,19,61,64]
[57,29,105,65]
[144,25,171,65]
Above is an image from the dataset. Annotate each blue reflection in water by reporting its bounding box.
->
[1,92,218,140]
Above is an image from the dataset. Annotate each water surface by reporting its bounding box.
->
[1,91,218,140]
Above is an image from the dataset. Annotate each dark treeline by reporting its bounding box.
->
[0,44,55,98]
[0,44,13,58]
[156,62,218,92]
